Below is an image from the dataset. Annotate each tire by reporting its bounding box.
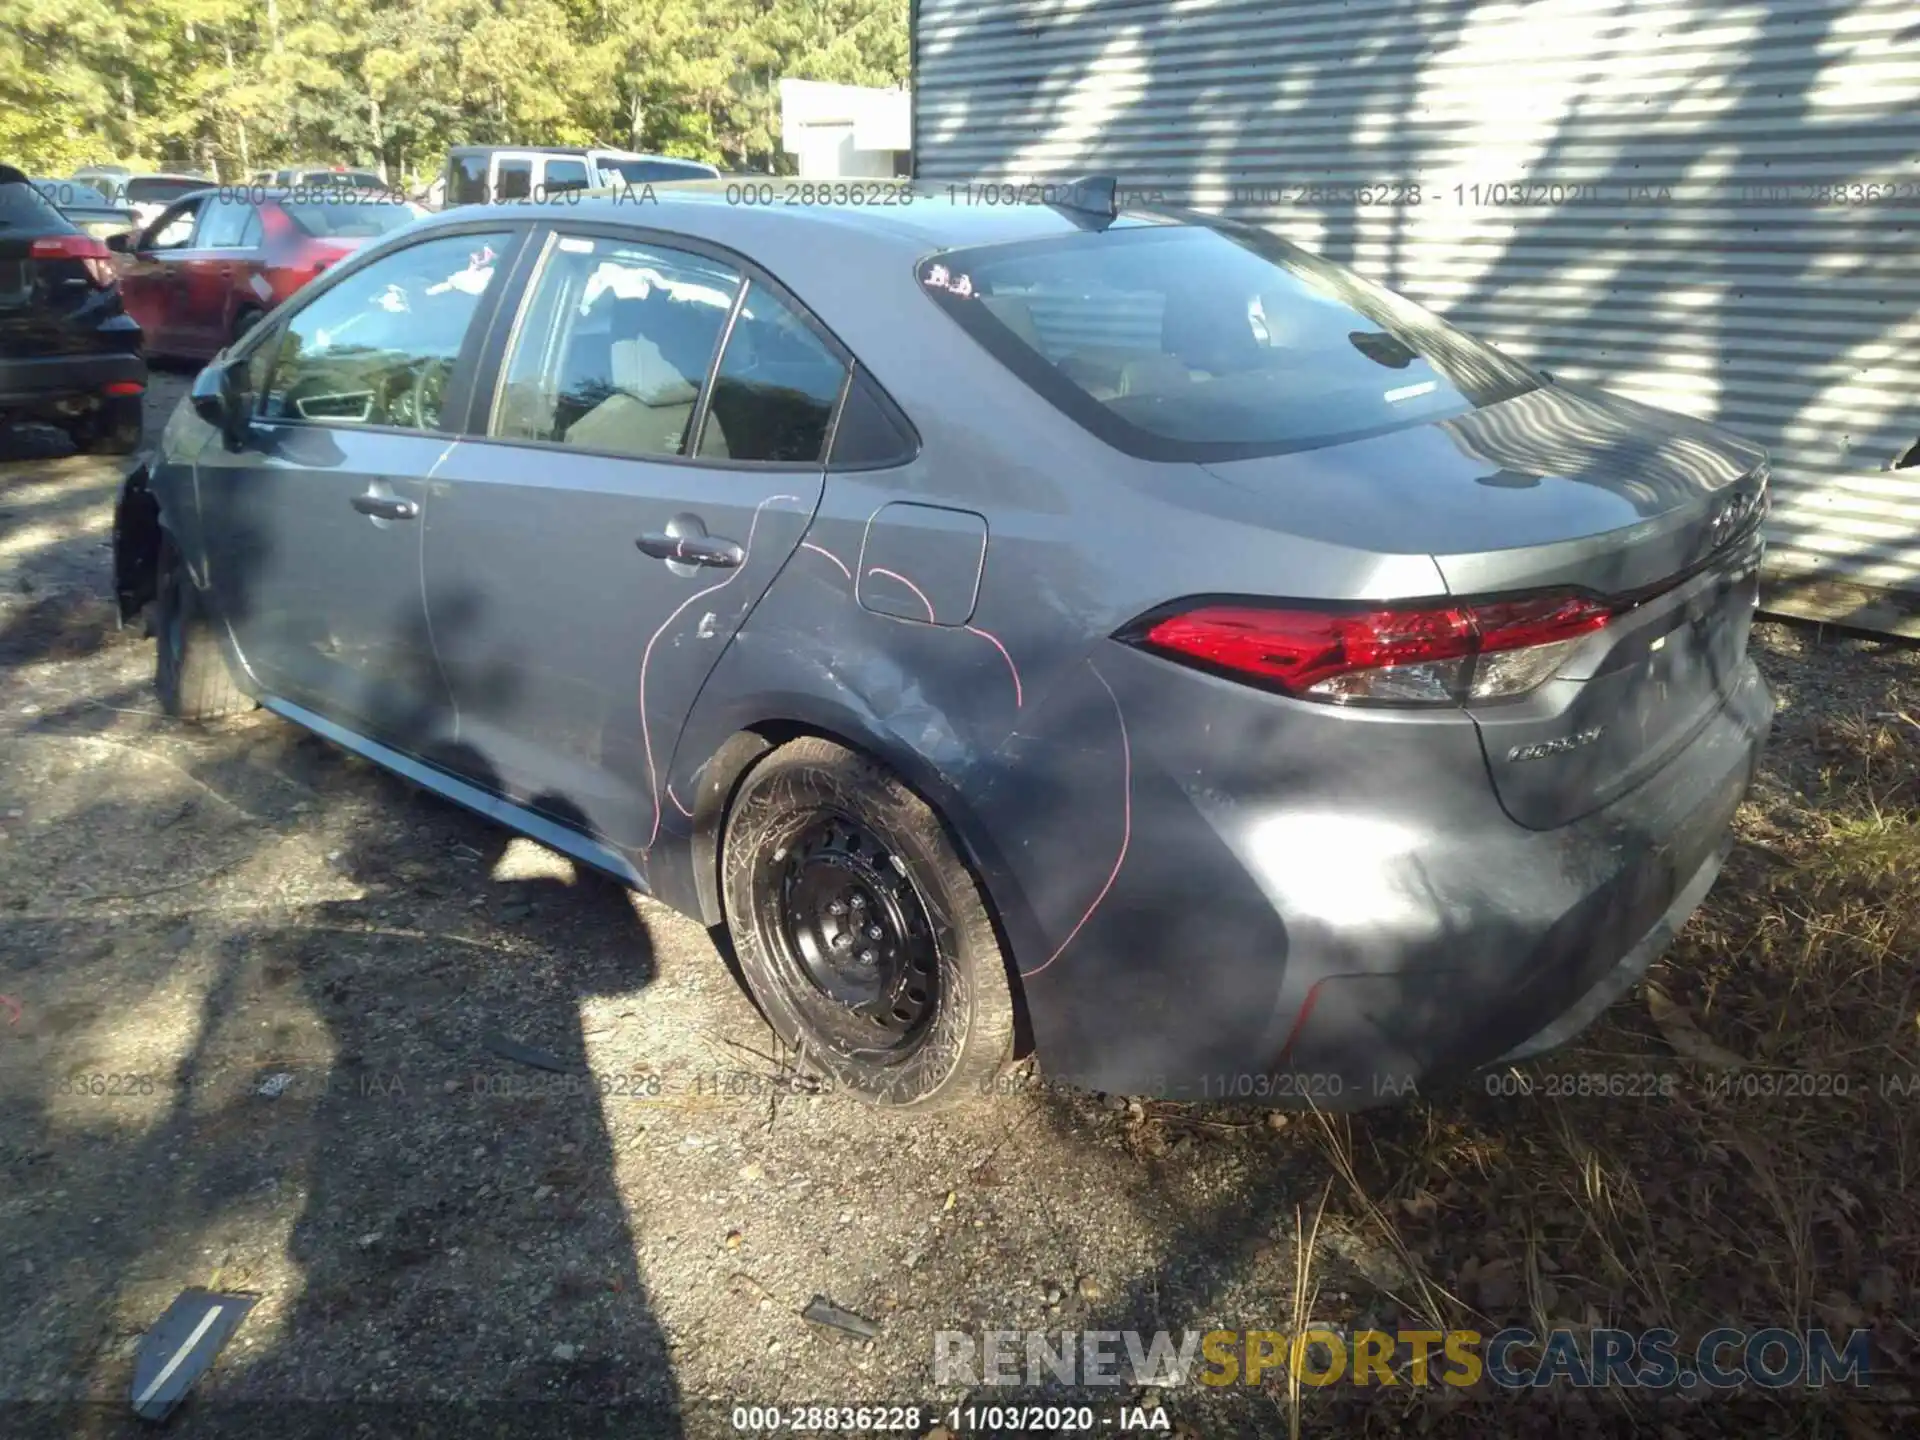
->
[70,395,142,456]
[154,537,252,722]
[721,737,1016,1110]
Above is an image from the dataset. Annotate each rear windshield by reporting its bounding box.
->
[599,157,716,184]
[280,199,424,238]
[126,177,205,205]
[917,221,1539,461]
[0,179,70,230]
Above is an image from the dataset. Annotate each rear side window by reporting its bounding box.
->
[493,235,740,459]
[599,158,715,185]
[259,231,512,430]
[196,199,255,249]
[918,223,1539,461]
[126,177,203,206]
[279,200,422,238]
[450,154,489,205]
[697,283,847,463]
[495,160,532,202]
[0,179,70,230]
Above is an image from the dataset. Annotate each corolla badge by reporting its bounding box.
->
[1508,726,1605,763]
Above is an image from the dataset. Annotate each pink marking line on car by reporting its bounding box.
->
[1021,662,1130,980]
[963,623,1023,709]
[638,492,802,853]
[667,784,695,819]
[865,566,937,623]
[800,541,851,580]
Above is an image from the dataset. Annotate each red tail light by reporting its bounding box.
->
[30,233,116,287]
[1129,593,1614,706]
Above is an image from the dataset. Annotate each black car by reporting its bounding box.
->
[0,164,146,454]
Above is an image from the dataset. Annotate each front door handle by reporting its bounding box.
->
[636,531,744,569]
[351,492,419,521]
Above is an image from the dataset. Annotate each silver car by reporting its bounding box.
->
[113,181,1772,1111]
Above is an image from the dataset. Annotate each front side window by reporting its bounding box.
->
[258,230,512,431]
[697,283,847,463]
[918,222,1539,461]
[493,235,740,459]
[450,154,488,205]
[142,198,204,250]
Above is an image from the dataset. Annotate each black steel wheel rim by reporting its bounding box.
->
[763,810,939,1053]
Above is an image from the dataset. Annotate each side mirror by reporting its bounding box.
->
[106,231,133,254]
[190,358,250,445]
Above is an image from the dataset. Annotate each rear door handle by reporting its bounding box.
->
[636,532,744,568]
[351,493,419,521]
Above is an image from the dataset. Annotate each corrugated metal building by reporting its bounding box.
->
[912,0,1920,635]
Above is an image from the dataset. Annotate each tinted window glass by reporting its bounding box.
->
[919,223,1538,460]
[142,198,204,250]
[495,160,532,201]
[600,158,715,185]
[451,154,488,205]
[126,177,204,206]
[196,199,254,249]
[1,179,69,229]
[827,369,917,470]
[259,231,511,430]
[237,207,263,248]
[542,158,590,194]
[698,283,846,463]
[493,235,739,459]
[279,199,422,238]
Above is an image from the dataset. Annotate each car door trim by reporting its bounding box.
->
[261,695,648,891]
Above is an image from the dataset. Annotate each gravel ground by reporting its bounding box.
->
[1,378,1915,1439]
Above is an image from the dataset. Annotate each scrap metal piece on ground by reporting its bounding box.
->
[130,1288,256,1423]
[800,1295,881,1340]
[482,1030,572,1073]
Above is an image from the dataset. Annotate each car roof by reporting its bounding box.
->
[408,180,1179,256]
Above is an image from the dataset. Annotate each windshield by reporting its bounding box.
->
[917,222,1539,461]
[281,199,425,238]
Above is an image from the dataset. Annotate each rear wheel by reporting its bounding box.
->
[721,737,1015,1109]
[154,537,252,722]
[69,395,142,456]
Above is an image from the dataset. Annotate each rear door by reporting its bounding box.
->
[194,225,520,755]
[422,225,847,857]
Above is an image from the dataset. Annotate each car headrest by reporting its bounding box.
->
[981,294,1045,350]
[609,336,698,408]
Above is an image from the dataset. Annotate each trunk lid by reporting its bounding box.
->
[1200,381,1770,829]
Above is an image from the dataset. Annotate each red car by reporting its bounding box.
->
[111,188,425,360]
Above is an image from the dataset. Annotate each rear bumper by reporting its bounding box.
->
[1001,645,1772,1107]
[0,350,147,409]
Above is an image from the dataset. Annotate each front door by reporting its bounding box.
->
[118,196,206,354]
[424,228,849,858]
[195,227,519,757]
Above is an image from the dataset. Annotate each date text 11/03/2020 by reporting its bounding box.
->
[727,1403,1173,1434]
